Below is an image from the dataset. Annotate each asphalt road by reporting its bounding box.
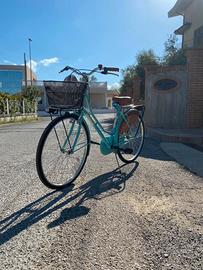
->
[0,115,202,270]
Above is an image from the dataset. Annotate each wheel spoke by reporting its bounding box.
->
[36,115,89,189]
[118,115,144,163]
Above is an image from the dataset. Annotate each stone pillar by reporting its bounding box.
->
[125,87,133,98]
[186,49,203,128]
[132,77,141,103]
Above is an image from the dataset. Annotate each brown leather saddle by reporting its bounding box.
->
[112,96,132,106]
[112,96,140,134]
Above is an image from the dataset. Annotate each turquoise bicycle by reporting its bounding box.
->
[36,64,145,189]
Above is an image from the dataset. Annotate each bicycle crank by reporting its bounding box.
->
[112,146,133,154]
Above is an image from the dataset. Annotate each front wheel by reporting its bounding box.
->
[36,114,90,189]
[118,112,145,163]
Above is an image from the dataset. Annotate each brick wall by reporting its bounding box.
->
[122,76,142,105]
[186,49,203,128]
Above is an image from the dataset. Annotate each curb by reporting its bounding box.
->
[147,127,203,144]
[0,114,38,124]
[161,142,203,178]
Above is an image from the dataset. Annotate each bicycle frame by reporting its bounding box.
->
[36,64,145,190]
[61,85,131,155]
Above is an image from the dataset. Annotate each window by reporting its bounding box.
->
[0,70,23,93]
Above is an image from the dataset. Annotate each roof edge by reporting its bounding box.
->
[168,0,193,17]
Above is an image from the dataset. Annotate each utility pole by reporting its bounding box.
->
[24,53,28,90]
[28,38,32,86]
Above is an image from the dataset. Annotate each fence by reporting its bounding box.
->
[0,98,37,117]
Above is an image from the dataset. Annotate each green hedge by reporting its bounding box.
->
[0,92,36,116]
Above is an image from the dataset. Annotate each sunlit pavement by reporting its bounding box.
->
[0,115,202,270]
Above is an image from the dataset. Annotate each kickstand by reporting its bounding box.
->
[115,154,122,174]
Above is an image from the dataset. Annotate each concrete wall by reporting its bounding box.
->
[106,90,118,108]
[145,65,188,128]
[89,82,107,109]
[184,0,203,48]
[0,113,37,124]
[145,49,203,129]
[90,93,107,108]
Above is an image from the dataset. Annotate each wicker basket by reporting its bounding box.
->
[44,81,87,110]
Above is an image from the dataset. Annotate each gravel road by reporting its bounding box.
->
[0,115,202,270]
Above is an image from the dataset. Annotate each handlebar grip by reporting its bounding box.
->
[105,67,119,72]
[59,66,69,73]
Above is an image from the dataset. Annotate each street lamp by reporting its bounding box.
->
[28,38,32,86]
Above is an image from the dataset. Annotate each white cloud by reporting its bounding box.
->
[39,57,59,66]
[28,60,38,72]
[107,82,120,91]
[1,57,59,73]
[26,57,59,72]
[3,60,17,65]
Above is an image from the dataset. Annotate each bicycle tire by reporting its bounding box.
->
[118,112,145,163]
[36,114,90,190]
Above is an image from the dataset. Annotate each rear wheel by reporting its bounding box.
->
[36,114,90,189]
[118,112,144,163]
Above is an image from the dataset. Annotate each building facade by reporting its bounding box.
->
[0,65,113,110]
[168,0,203,48]
[144,1,203,129]
[0,65,36,94]
[106,89,119,109]
[89,82,108,109]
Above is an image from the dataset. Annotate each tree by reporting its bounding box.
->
[135,49,159,78]
[162,34,187,65]
[20,85,42,101]
[120,49,159,96]
[120,35,187,99]
[120,64,137,93]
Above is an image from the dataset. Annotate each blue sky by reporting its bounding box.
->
[0,0,182,88]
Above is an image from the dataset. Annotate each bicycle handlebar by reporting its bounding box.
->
[104,67,119,72]
[59,66,69,73]
[59,64,119,77]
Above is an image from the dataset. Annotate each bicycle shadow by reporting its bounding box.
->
[48,162,139,228]
[0,162,138,246]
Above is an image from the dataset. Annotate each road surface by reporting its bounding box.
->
[0,115,202,270]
